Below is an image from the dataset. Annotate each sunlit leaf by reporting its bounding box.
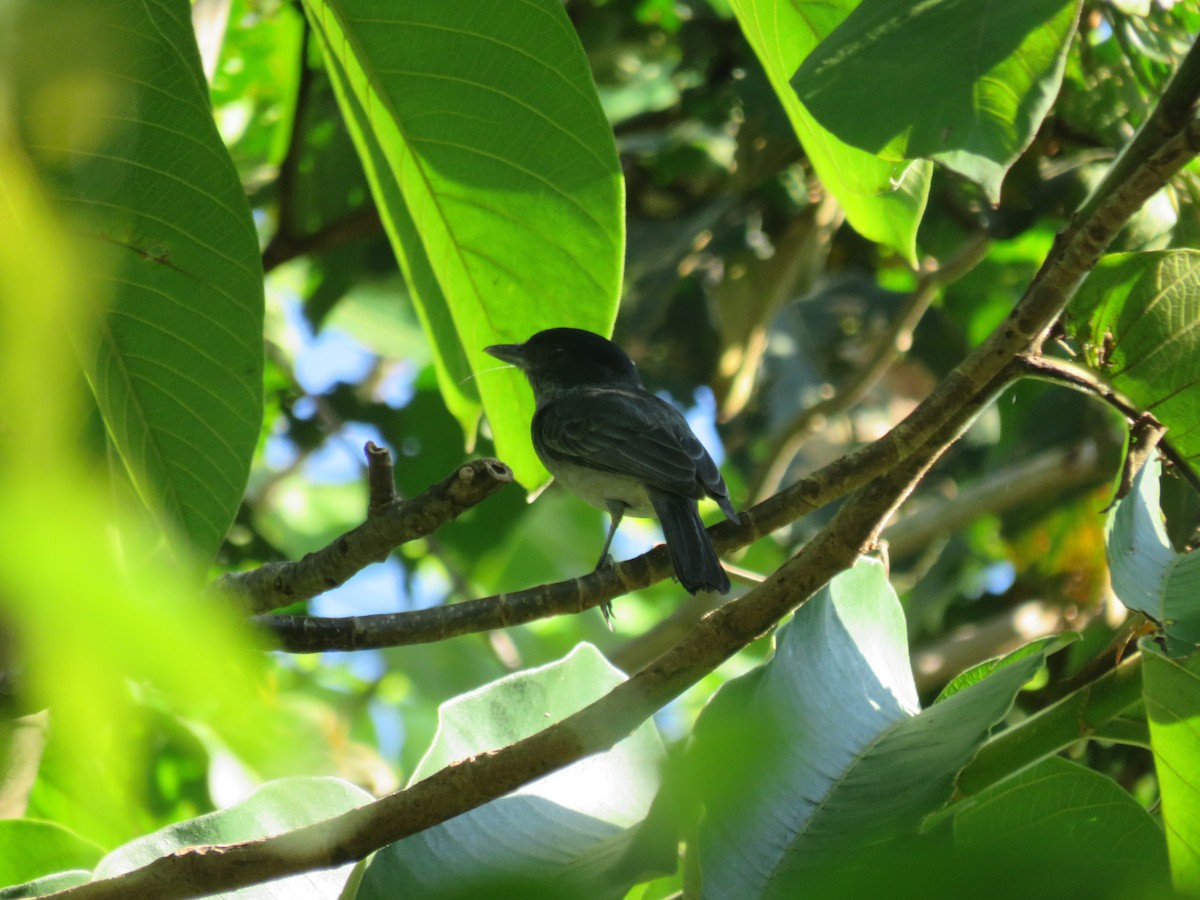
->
[359,644,668,899]
[1142,639,1200,893]
[691,558,1046,897]
[301,0,624,487]
[729,0,930,264]
[1106,459,1200,655]
[793,0,1080,203]
[0,820,102,890]
[0,132,268,849]
[5,0,264,560]
[936,634,1075,702]
[1067,250,1200,483]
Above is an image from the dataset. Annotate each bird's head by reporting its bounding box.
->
[485,328,642,402]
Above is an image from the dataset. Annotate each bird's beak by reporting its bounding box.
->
[484,342,527,369]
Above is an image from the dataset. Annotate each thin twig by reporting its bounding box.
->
[261,208,383,273]
[258,23,384,274]
[364,440,397,513]
[218,452,513,615]
[1017,354,1200,496]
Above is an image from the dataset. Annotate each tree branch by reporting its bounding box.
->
[261,208,383,274]
[1016,353,1200,496]
[217,449,513,615]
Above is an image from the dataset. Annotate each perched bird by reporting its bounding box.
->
[485,328,738,614]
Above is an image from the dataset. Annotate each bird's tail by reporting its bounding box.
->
[649,489,731,594]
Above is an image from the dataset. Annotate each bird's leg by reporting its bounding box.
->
[593,501,627,627]
[595,501,627,571]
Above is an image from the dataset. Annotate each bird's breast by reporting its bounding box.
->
[539,454,656,518]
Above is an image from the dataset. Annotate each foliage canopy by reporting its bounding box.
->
[2,0,1200,897]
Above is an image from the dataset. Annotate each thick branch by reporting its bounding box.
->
[612,440,1102,676]
[218,452,512,615]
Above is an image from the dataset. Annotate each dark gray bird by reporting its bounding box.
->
[485,328,738,612]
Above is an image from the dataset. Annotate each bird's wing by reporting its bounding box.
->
[534,388,706,499]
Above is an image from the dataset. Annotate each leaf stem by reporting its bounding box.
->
[956,653,1144,797]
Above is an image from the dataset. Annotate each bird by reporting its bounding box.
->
[485,327,738,617]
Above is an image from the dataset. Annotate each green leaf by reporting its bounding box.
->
[92,778,372,897]
[0,820,101,889]
[0,135,272,850]
[5,0,264,561]
[301,0,624,488]
[1068,250,1200,483]
[1142,639,1200,893]
[954,756,1170,890]
[936,633,1076,702]
[691,558,1046,897]
[358,644,668,899]
[729,0,930,265]
[1106,458,1200,655]
[315,37,483,439]
[792,0,1081,203]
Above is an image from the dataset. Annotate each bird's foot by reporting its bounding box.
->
[591,556,616,628]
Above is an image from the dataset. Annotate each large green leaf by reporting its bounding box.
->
[358,644,668,899]
[691,558,1045,897]
[1106,459,1200,654]
[4,0,264,561]
[793,0,1080,203]
[0,139,270,851]
[1143,639,1200,893]
[1068,251,1200,482]
[301,0,624,487]
[92,778,372,897]
[954,756,1170,891]
[314,33,482,440]
[729,0,930,265]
